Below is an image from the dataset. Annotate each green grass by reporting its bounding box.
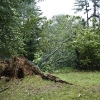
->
[0,72,100,100]
[54,71,100,86]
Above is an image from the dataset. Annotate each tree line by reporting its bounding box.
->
[0,0,100,71]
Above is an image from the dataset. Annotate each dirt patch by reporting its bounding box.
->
[0,56,73,85]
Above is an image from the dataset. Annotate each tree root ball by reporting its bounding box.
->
[0,56,73,85]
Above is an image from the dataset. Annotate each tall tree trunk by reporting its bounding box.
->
[85,0,89,26]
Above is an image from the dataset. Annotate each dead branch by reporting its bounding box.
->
[0,86,10,93]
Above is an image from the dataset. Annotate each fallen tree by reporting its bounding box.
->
[38,35,75,67]
[0,56,73,85]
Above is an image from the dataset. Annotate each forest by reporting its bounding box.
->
[0,0,100,100]
[0,0,100,71]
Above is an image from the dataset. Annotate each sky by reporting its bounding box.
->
[37,0,85,19]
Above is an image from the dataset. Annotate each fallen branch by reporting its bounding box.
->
[0,86,10,93]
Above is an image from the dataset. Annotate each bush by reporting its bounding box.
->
[72,28,100,70]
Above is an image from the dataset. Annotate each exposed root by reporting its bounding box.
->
[41,73,73,85]
[0,56,73,85]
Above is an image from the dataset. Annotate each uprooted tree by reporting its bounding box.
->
[0,56,73,85]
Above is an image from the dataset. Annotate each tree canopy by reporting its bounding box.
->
[0,0,42,59]
[0,0,100,71]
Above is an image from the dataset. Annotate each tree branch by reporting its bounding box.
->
[0,86,10,93]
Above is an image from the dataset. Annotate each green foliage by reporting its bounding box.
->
[0,0,42,59]
[39,14,100,71]
[33,50,42,64]
[74,0,100,26]
[72,28,100,70]
[39,14,84,71]
[74,0,89,12]
[21,14,42,60]
[0,0,25,57]
[18,1,43,60]
[41,64,56,72]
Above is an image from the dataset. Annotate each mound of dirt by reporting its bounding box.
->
[0,56,73,85]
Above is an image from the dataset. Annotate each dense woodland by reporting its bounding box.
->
[0,0,100,72]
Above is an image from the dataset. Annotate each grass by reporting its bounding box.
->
[0,71,100,100]
[54,71,100,86]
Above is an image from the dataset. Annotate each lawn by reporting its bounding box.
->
[0,71,100,100]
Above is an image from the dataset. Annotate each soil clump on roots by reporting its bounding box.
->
[0,56,73,85]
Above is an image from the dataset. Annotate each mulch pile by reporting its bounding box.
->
[0,56,73,85]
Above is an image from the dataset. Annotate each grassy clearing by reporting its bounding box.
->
[0,72,100,100]
[54,71,100,86]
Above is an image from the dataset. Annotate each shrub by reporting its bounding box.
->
[72,28,100,70]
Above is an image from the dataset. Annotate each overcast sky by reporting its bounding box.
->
[37,0,85,19]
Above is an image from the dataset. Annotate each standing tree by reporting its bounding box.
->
[74,0,90,26]
[0,0,43,59]
[88,0,100,20]
[74,0,100,26]
[0,0,25,57]
[21,14,43,60]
